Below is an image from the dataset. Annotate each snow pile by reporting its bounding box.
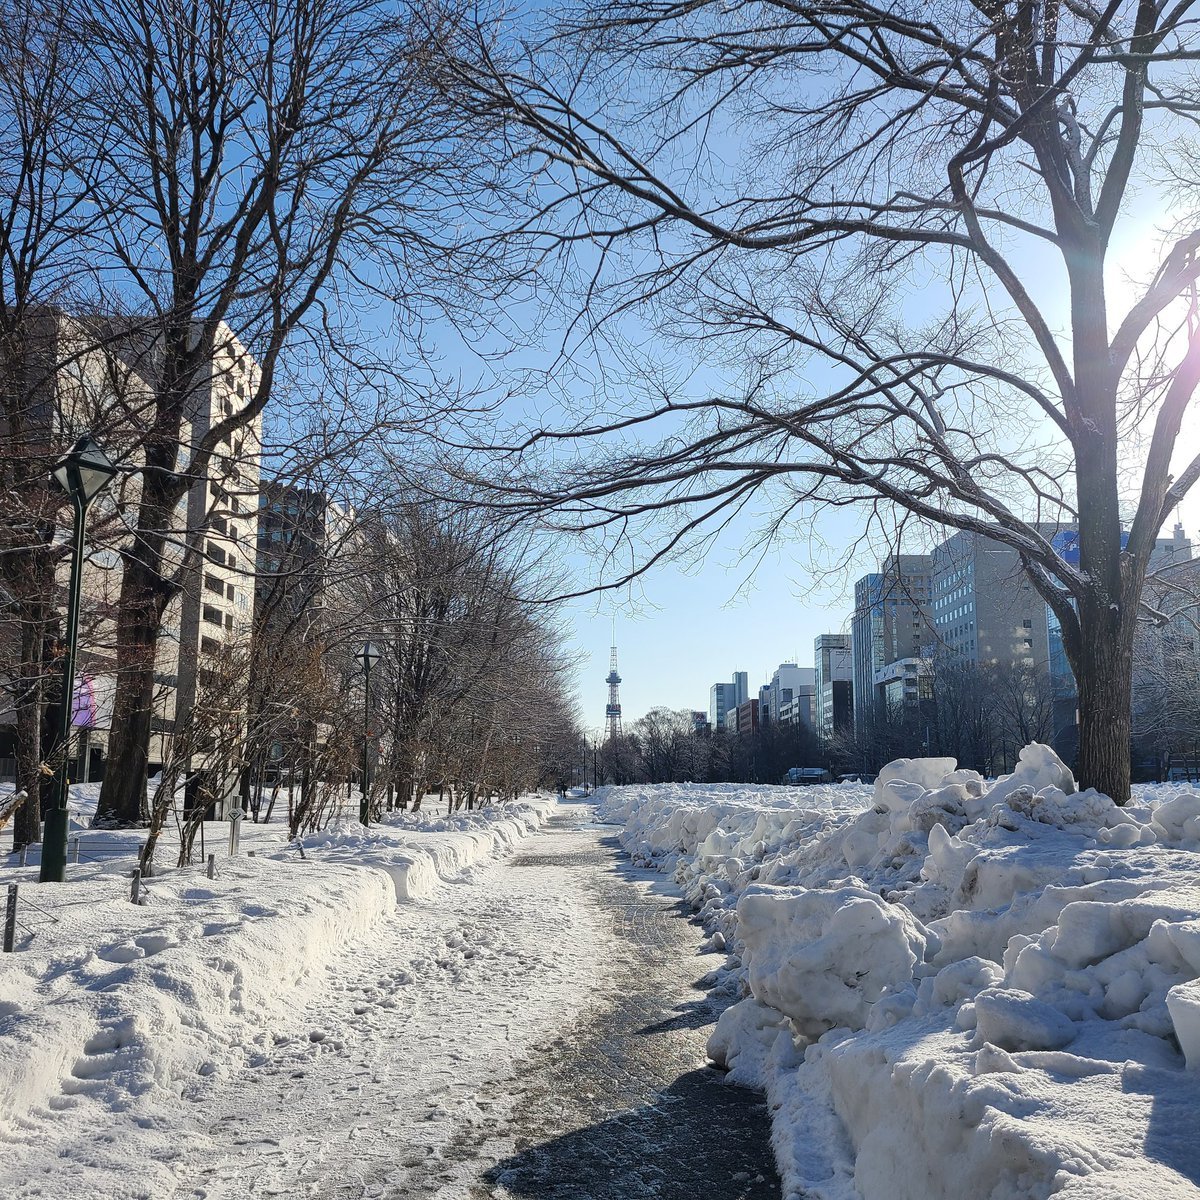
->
[599,750,1200,1198]
[739,883,928,1037]
[0,795,555,1160]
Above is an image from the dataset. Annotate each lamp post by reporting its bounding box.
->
[41,433,119,883]
[353,641,380,825]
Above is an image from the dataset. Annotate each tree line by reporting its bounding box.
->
[0,0,582,851]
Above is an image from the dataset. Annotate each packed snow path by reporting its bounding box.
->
[45,800,777,1200]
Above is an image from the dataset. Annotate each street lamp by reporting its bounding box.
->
[42,433,119,883]
[353,641,380,825]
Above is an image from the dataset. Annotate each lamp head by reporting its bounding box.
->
[51,432,119,505]
[354,641,381,673]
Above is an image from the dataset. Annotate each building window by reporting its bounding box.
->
[203,605,222,626]
[206,541,225,565]
[205,574,223,594]
[201,636,220,654]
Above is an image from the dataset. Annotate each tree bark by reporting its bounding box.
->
[95,550,174,824]
[1075,601,1135,804]
[12,608,46,848]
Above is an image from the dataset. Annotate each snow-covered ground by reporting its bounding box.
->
[599,753,1200,1200]
[0,790,580,1197]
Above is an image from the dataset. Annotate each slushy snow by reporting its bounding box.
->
[599,746,1200,1199]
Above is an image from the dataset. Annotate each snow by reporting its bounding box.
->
[0,790,569,1196]
[598,748,1200,1199]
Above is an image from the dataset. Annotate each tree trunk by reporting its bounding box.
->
[95,470,180,827]
[95,597,159,825]
[1075,602,1134,804]
[12,608,46,848]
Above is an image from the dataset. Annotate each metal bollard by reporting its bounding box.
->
[206,853,215,880]
[130,868,141,905]
[3,885,17,951]
[18,845,27,867]
[69,836,80,865]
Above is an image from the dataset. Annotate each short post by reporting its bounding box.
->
[69,836,80,864]
[206,853,215,880]
[130,867,141,905]
[3,885,17,951]
[228,806,242,855]
[19,845,27,867]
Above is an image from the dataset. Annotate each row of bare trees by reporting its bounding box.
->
[597,708,823,786]
[253,490,585,808]
[0,0,517,835]
[123,494,586,872]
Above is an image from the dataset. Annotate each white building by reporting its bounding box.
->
[761,662,815,728]
[814,634,853,742]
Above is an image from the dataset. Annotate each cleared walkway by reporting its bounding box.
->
[165,801,779,1200]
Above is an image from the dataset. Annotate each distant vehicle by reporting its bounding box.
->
[784,766,832,785]
[837,772,876,785]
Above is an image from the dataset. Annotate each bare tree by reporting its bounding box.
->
[61,0,488,825]
[0,1,102,846]
[440,0,1200,801]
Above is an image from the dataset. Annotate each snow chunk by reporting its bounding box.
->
[986,743,1076,810]
[913,956,1003,1018]
[972,987,1077,1052]
[706,997,789,1088]
[874,757,957,804]
[1000,785,1115,831]
[738,883,928,1036]
[1166,979,1200,1068]
[1150,793,1200,845]
[1045,895,1200,970]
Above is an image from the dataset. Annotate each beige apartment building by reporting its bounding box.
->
[0,315,262,789]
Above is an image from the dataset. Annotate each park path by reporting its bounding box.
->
[168,800,780,1200]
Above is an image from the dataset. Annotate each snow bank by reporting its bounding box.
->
[599,752,1200,1199]
[0,795,554,1156]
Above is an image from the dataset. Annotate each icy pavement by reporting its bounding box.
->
[5,799,778,1199]
[418,816,779,1200]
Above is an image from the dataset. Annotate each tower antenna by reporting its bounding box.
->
[604,621,623,740]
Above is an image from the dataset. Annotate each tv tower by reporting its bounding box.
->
[604,624,623,740]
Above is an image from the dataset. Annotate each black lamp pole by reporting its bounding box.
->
[41,433,119,883]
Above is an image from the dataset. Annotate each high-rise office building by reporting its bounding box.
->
[760,662,815,726]
[851,554,935,732]
[814,634,853,741]
[710,670,751,731]
[930,531,1050,667]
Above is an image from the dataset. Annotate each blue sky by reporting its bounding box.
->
[561,509,862,732]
